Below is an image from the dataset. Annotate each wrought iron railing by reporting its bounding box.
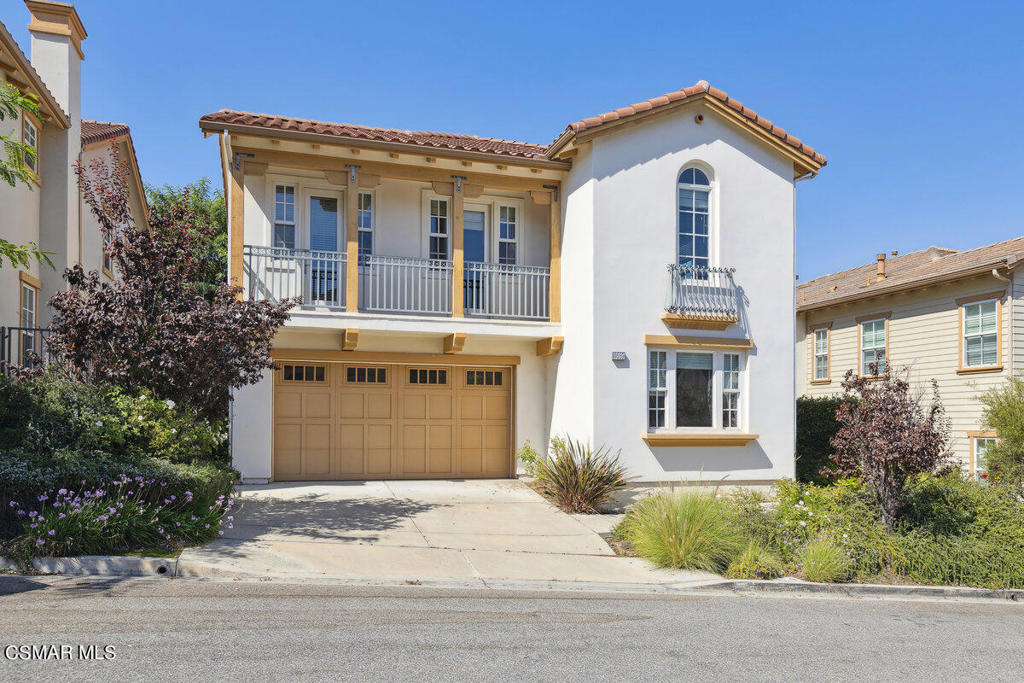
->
[359,254,453,316]
[0,326,52,376]
[666,264,739,319]
[464,261,550,321]
[244,245,347,308]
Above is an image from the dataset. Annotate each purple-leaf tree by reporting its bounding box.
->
[47,146,294,421]
[827,365,951,529]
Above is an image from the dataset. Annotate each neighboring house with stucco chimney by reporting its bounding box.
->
[0,1,146,370]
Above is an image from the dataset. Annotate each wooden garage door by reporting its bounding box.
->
[273,362,511,480]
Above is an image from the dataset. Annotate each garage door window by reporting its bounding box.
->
[281,364,326,383]
[346,366,387,383]
[409,368,447,385]
[467,370,502,386]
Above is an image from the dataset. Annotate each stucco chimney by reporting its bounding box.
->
[25,1,85,118]
[876,253,887,282]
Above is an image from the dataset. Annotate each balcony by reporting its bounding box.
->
[663,264,740,330]
[244,245,550,321]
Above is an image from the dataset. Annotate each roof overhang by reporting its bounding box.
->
[198,120,571,172]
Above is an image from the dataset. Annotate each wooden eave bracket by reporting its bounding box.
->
[341,328,359,351]
[536,336,564,357]
[443,332,467,354]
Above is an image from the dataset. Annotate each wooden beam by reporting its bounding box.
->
[358,173,382,188]
[324,171,347,185]
[242,160,267,176]
[228,150,244,299]
[443,332,467,354]
[536,336,564,357]
[341,328,359,351]
[452,180,465,318]
[644,334,753,351]
[345,169,359,311]
[463,183,484,199]
[549,186,561,323]
[530,190,550,205]
[431,181,454,196]
[641,433,759,447]
[270,348,521,366]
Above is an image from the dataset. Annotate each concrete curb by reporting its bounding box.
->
[1,555,177,577]
[695,578,1024,602]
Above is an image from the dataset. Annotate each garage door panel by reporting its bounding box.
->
[304,392,333,419]
[429,394,452,419]
[274,424,302,476]
[367,394,392,419]
[303,424,332,475]
[484,395,509,421]
[403,395,427,420]
[402,425,427,474]
[366,424,393,475]
[459,395,483,420]
[340,393,365,419]
[275,391,303,419]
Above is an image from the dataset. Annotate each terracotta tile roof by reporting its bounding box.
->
[198,110,549,160]
[551,80,826,167]
[797,237,1024,311]
[81,120,131,146]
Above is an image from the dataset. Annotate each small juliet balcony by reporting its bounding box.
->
[244,245,551,321]
[662,264,740,331]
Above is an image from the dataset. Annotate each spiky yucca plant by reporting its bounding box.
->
[535,437,630,513]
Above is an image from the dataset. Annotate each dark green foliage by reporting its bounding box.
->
[980,377,1024,490]
[795,396,848,484]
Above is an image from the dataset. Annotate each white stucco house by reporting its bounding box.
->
[199,80,826,485]
[0,1,147,371]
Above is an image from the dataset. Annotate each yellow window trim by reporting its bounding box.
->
[967,431,997,475]
[808,321,832,384]
[957,292,1004,375]
[21,110,42,184]
[642,432,759,447]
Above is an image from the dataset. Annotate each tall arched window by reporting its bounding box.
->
[677,167,710,273]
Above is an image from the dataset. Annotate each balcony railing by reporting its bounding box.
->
[360,254,453,316]
[665,264,739,328]
[465,261,550,321]
[0,326,52,376]
[244,245,347,308]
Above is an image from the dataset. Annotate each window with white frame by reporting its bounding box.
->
[102,229,113,275]
[677,167,710,273]
[20,282,37,361]
[963,299,998,368]
[357,192,373,256]
[273,184,296,249]
[429,198,449,260]
[497,205,517,265]
[648,350,667,429]
[860,318,887,376]
[974,436,997,481]
[813,328,829,381]
[646,349,745,431]
[23,117,38,174]
[722,354,740,429]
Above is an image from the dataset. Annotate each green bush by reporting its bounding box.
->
[515,440,542,478]
[535,437,630,513]
[795,396,849,484]
[799,539,850,583]
[726,541,784,580]
[980,377,1024,490]
[618,490,744,572]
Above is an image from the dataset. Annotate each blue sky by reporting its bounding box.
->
[7,1,1023,281]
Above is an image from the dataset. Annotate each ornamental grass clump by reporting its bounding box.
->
[799,539,850,583]
[6,475,234,561]
[618,490,744,572]
[535,437,630,513]
[726,541,784,580]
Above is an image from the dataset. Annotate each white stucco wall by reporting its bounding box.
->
[554,103,798,483]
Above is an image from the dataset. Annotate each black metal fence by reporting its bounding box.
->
[0,326,52,377]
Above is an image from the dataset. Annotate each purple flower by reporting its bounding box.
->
[36,539,45,546]
[204,524,210,529]
[218,530,224,536]
[58,513,66,519]
[47,529,55,536]
[58,488,67,495]
[29,523,37,529]
[28,511,37,518]
[8,501,15,507]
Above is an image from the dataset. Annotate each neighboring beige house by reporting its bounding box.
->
[0,1,146,367]
[796,238,1024,475]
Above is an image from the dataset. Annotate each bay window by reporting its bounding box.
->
[647,348,744,431]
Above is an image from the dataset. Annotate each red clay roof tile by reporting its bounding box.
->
[81,120,131,146]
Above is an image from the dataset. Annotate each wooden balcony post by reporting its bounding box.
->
[451,176,465,318]
[548,184,561,323]
[345,165,360,312]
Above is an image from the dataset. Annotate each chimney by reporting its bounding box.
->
[25,1,87,323]
[876,253,887,282]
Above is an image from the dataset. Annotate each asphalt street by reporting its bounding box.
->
[1,576,1022,681]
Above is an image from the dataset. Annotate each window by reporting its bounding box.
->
[410,368,447,385]
[973,436,997,481]
[812,328,830,381]
[281,364,326,383]
[346,366,387,383]
[497,205,517,265]
[20,282,37,363]
[648,351,667,429]
[722,354,740,429]
[273,184,296,249]
[102,229,113,275]
[466,370,501,386]
[963,299,998,368]
[677,167,710,273]
[23,117,38,174]
[429,199,449,260]
[357,192,373,256]
[676,352,714,427]
[860,318,887,376]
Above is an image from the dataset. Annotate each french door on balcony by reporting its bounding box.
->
[306,190,343,307]
[463,205,489,315]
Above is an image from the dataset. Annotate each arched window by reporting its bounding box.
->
[677,167,711,273]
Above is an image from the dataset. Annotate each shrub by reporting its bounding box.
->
[795,396,848,484]
[5,476,234,561]
[534,437,629,513]
[979,377,1024,490]
[829,367,951,529]
[618,490,744,572]
[726,542,784,580]
[799,539,849,583]
[515,440,542,478]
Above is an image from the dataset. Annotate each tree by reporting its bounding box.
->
[827,366,950,529]
[46,146,294,420]
[146,178,226,298]
[0,83,52,270]
[980,377,1024,489]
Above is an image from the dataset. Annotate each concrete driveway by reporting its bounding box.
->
[179,480,714,589]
